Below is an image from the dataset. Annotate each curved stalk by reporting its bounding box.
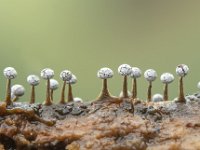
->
[12,96,18,102]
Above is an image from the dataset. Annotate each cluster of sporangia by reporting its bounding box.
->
[3,64,189,108]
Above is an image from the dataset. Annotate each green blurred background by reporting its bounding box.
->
[0,0,200,102]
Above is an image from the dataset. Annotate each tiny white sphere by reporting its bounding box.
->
[185,95,198,102]
[160,73,174,84]
[130,67,142,79]
[119,90,131,97]
[197,82,200,89]
[66,74,77,84]
[118,64,132,76]
[144,69,157,82]
[50,79,59,90]
[41,68,54,79]
[27,75,40,86]
[97,67,113,79]
[152,94,163,102]
[11,84,25,97]
[3,67,17,79]
[73,97,83,103]
[11,92,15,100]
[60,70,72,81]
[176,64,189,77]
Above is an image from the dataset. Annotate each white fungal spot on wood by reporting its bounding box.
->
[73,97,83,103]
[152,94,163,102]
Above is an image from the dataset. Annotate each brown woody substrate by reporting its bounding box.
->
[0,98,200,150]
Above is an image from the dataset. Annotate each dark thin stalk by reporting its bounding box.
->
[178,77,186,102]
[68,83,73,102]
[5,79,12,106]
[147,81,152,102]
[30,85,35,104]
[44,79,52,105]
[122,76,128,98]
[12,96,18,102]
[163,83,168,101]
[60,81,66,104]
[130,98,134,114]
[50,89,54,101]
[132,78,137,99]
[97,79,111,100]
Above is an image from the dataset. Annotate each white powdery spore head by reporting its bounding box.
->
[119,90,131,98]
[66,74,77,84]
[73,97,83,103]
[60,70,72,81]
[11,84,25,97]
[130,67,142,79]
[41,68,54,79]
[152,94,163,102]
[27,75,40,86]
[176,64,189,77]
[160,73,174,84]
[97,67,113,79]
[144,69,157,82]
[50,79,59,90]
[118,64,132,76]
[3,67,17,79]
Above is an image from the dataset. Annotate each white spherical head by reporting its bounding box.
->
[11,84,25,97]
[3,67,17,79]
[118,64,132,76]
[176,64,189,77]
[60,70,72,81]
[66,74,77,84]
[27,75,40,86]
[130,67,142,79]
[119,90,131,98]
[152,94,163,102]
[197,82,200,89]
[97,67,113,79]
[50,79,59,90]
[73,97,83,103]
[41,68,54,79]
[160,73,174,84]
[144,69,157,82]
